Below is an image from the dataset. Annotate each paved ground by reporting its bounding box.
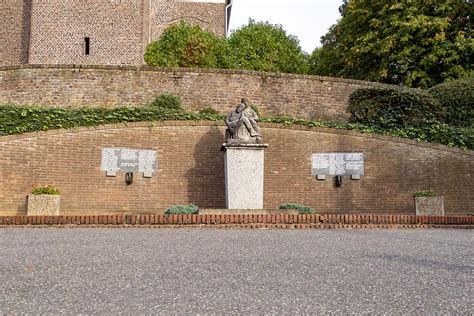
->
[0,228,472,314]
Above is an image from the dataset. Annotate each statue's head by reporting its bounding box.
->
[236,103,245,113]
[241,97,249,105]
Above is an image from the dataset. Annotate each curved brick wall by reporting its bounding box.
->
[0,65,391,121]
[0,122,472,216]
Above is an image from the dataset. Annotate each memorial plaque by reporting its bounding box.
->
[120,148,140,172]
[312,153,364,176]
[101,148,120,176]
[101,148,157,177]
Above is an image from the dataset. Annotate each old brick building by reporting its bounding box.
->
[0,0,232,65]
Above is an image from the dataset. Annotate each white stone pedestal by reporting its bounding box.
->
[223,143,268,209]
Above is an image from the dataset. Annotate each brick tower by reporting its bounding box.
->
[0,0,31,65]
[0,0,230,66]
[149,0,229,41]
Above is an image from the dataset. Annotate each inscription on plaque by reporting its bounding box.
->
[312,153,364,177]
[101,148,157,177]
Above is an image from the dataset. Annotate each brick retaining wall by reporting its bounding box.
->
[1,122,472,216]
[0,65,392,121]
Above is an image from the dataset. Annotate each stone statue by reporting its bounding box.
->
[225,97,262,144]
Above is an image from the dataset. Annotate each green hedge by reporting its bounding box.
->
[347,87,445,129]
[345,87,473,149]
[148,93,185,111]
[428,78,474,127]
[144,21,308,74]
[0,105,471,149]
[144,22,228,69]
[198,106,220,116]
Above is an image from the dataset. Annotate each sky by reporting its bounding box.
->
[228,0,342,54]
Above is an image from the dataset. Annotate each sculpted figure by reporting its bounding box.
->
[225,98,262,142]
[241,97,261,135]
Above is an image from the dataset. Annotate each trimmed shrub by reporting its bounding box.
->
[32,185,60,195]
[227,20,309,74]
[347,88,445,129]
[164,204,199,215]
[279,203,316,214]
[429,78,474,127]
[144,22,229,68]
[198,106,220,116]
[148,93,184,111]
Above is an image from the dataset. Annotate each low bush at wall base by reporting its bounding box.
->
[1,214,472,229]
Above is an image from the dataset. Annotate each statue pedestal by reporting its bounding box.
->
[223,143,268,209]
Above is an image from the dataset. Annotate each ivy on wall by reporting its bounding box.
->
[0,105,471,149]
[0,106,222,135]
[259,116,472,150]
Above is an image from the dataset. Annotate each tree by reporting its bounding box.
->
[144,22,229,68]
[308,47,322,75]
[314,0,473,88]
[227,20,309,74]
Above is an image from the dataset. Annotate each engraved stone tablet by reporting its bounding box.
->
[101,148,120,177]
[312,153,364,177]
[101,148,157,177]
[120,148,140,172]
[138,150,157,174]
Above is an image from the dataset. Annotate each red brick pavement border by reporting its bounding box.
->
[0,214,472,229]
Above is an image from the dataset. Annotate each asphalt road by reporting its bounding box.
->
[0,228,472,314]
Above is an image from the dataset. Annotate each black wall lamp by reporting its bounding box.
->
[335,175,342,187]
[125,172,133,185]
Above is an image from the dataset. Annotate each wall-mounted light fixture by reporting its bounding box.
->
[335,175,342,187]
[125,172,133,185]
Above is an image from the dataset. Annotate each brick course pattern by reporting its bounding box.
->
[0,0,226,65]
[150,1,226,40]
[0,0,31,64]
[0,65,391,121]
[28,0,144,65]
[0,214,472,229]
[0,122,472,216]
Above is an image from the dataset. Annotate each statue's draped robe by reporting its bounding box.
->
[225,106,261,142]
